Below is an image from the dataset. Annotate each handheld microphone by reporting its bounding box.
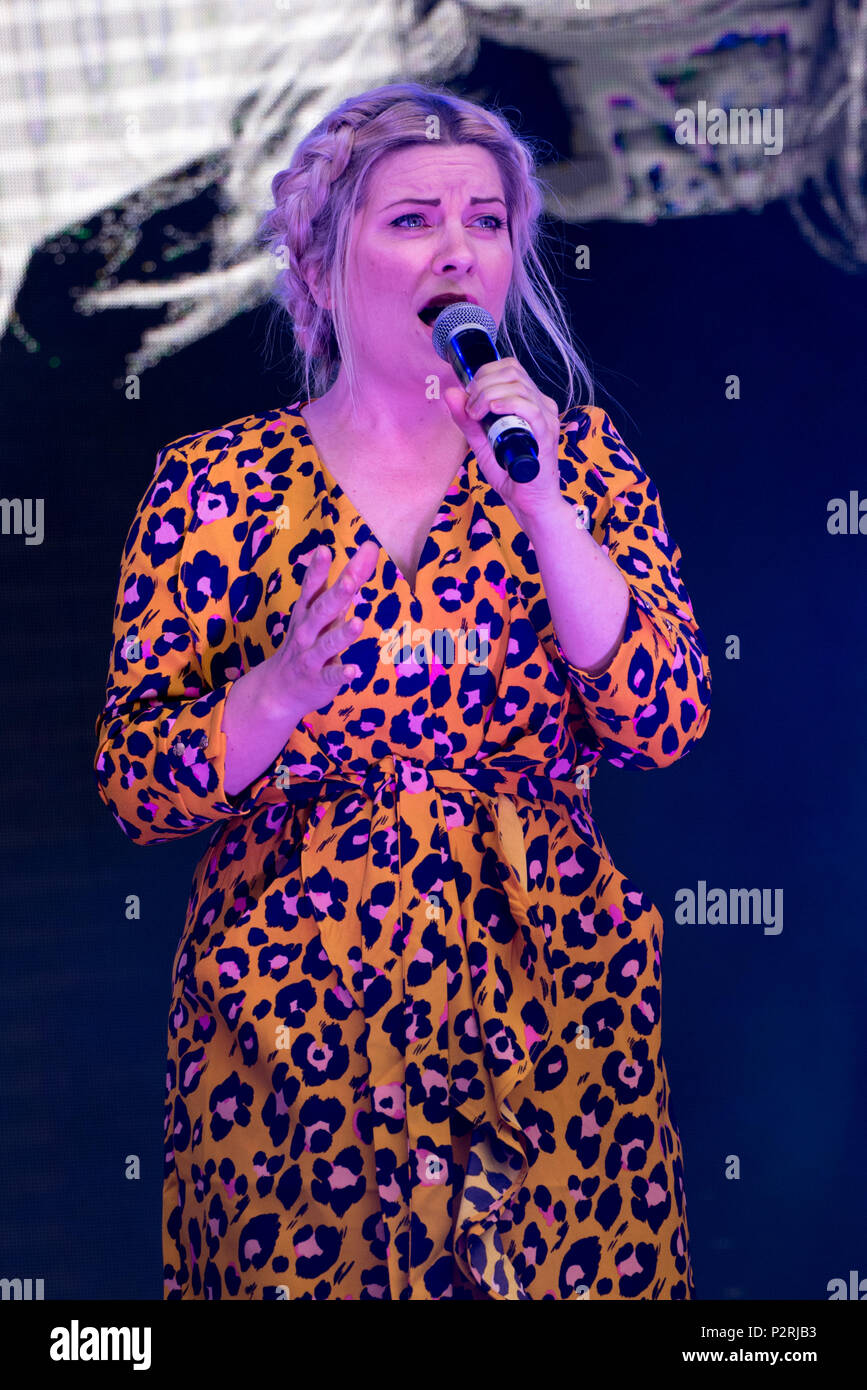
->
[431,301,540,483]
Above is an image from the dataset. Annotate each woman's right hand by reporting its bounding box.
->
[261,540,379,721]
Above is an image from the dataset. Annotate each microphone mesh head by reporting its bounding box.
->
[431,301,498,362]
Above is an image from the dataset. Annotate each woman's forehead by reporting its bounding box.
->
[365,143,504,199]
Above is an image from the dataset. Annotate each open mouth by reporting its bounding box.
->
[418,293,476,327]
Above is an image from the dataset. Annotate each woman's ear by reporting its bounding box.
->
[305,264,332,312]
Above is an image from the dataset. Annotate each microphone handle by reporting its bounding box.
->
[479,410,540,483]
[445,334,540,482]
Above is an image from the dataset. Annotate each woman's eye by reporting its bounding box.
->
[391,213,426,228]
[474,214,505,230]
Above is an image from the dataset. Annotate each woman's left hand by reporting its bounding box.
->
[443,358,563,526]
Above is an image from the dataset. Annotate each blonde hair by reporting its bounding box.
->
[257,81,595,410]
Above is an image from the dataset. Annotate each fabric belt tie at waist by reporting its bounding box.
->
[283,754,591,1300]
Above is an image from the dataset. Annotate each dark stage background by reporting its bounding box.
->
[1,14,865,1301]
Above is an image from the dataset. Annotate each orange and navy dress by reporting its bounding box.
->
[93,401,712,1299]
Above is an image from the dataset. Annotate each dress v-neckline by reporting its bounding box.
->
[289,401,474,602]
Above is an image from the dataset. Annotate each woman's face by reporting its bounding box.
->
[340,141,514,391]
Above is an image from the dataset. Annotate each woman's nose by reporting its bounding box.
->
[431,222,475,275]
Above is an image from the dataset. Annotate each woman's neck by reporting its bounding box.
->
[305,369,467,475]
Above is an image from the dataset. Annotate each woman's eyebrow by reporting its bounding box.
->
[382,195,507,209]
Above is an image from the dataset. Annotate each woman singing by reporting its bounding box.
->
[94,81,712,1300]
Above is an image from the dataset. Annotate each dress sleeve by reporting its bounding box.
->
[93,442,301,844]
[549,407,712,770]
